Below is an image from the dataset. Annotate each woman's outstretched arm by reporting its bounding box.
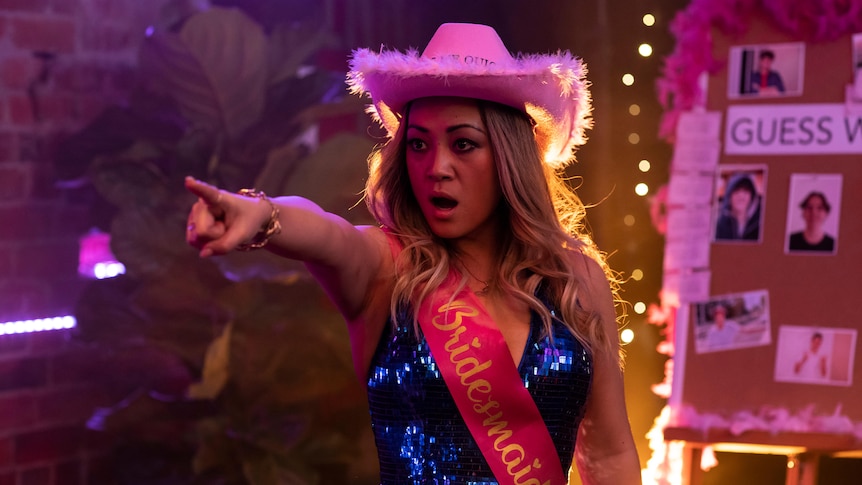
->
[184,176,392,323]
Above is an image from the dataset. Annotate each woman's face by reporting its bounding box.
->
[729,187,753,215]
[802,195,828,230]
[405,97,503,242]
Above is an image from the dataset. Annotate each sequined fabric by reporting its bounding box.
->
[367,304,592,484]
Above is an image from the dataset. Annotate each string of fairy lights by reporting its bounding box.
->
[618,12,660,345]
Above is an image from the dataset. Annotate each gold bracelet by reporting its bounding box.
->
[235,189,282,251]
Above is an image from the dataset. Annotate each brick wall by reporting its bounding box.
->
[0,1,168,483]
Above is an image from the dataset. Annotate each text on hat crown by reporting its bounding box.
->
[430,54,497,67]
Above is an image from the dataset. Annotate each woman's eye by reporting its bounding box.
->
[407,138,427,151]
[454,138,477,151]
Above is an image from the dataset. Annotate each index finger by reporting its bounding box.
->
[185,176,222,205]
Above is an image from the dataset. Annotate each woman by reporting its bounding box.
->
[715,172,762,241]
[185,23,640,484]
[788,191,835,252]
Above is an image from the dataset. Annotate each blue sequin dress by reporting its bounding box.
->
[366,303,592,484]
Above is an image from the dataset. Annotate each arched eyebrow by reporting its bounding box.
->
[406,123,486,134]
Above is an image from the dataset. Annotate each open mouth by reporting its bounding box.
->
[431,196,458,210]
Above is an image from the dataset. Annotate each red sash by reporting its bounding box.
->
[418,273,567,485]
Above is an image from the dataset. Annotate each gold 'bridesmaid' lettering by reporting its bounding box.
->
[431,300,550,485]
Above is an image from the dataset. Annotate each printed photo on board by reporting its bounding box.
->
[727,42,805,99]
[850,33,862,114]
[692,289,771,354]
[713,165,767,243]
[774,325,857,386]
[852,33,862,99]
[785,173,842,255]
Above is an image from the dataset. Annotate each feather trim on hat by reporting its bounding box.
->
[346,47,592,169]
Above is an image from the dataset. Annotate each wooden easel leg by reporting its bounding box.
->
[786,453,820,485]
[681,444,704,485]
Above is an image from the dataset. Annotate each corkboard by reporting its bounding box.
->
[674,11,862,426]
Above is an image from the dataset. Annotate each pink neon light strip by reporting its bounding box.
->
[0,316,76,335]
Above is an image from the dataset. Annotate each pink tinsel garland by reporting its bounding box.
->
[656,0,862,140]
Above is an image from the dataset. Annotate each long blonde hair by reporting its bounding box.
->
[364,99,622,356]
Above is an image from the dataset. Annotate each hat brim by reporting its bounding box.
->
[347,48,592,169]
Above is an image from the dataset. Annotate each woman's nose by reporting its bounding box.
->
[429,149,454,180]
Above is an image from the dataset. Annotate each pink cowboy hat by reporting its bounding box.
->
[346,22,592,169]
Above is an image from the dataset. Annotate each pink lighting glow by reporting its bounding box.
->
[79,230,125,279]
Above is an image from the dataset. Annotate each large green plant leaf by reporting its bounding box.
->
[74,276,145,341]
[138,7,268,141]
[110,202,192,278]
[192,418,236,475]
[74,262,226,373]
[187,322,232,399]
[54,102,186,182]
[267,22,337,86]
[277,133,376,223]
[242,454,306,485]
[212,71,349,192]
[211,279,359,406]
[88,143,171,210]
[131,258,231,319]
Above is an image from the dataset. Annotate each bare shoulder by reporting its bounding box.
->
[567,248,615,314]
[356,224,389,248]
[356,225,396,268]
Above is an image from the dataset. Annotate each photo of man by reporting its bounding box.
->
[713,165,767,243]
[785,173,842,255]
[775,326,856,386]
[750,49,785,95]
[692,290,771,354]
[793,331,828,380]
[728,42,805,98]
